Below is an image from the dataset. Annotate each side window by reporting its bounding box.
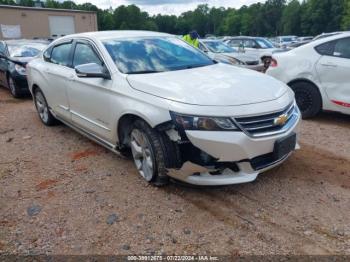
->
[73,43,102,67]
[51,43,73,66]
[315,41,335,56]
[244,40,255,48]
[333,38,350,59]
[229,40,241,47]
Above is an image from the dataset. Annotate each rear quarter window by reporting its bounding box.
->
[314,41,335,56]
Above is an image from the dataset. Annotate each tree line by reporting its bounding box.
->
[1,0,350,37]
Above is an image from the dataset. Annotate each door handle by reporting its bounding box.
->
[321,63,337,68]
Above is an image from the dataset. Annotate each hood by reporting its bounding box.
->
[127,63,288,106]
[9,56,34,66]
[219,52,259,63]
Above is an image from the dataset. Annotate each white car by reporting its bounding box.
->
[275,36,298,48]
[27,31,301,186]
[267,32,350,118]
[224,36,282,66]
[198,39,265,72]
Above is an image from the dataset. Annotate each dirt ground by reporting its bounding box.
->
[0,87,349,256]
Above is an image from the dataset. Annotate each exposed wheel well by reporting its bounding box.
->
[32,84,40,94]
[117,114,148,148]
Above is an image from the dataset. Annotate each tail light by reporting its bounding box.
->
[270,58,278,67]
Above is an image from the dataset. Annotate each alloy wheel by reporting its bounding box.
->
[295,90,313,113]
[35,91,49,123]
[130,129,155,182]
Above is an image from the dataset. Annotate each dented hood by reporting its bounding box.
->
[127,63,288,106]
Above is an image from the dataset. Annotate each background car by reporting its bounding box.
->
[287,40,312,50]
[224,36,282,67]
[198,39,264,72]
[267,32,350,118]
[297,36,314,42]
[0,39,49,98]
[275,35,298,48]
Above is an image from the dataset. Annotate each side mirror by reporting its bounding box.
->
[75,63,111,80]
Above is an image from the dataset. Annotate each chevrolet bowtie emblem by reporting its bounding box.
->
[274,114,288,126]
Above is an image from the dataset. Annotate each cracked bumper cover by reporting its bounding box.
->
[167,118,301,186]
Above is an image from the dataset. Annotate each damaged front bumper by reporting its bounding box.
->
[165,113,301,186]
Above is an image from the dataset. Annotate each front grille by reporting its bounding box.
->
[234,103,298,138]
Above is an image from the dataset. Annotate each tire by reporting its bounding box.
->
[129,120,181,186]
[33,88,58,126]
[289,81,322,119]
[7,75,21,98]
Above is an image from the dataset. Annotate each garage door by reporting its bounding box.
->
[49,16,75,37]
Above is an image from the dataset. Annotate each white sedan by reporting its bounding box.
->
[27,31,300,186]
[267,32,350,118]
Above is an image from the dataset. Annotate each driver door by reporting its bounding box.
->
[67,40,114,142]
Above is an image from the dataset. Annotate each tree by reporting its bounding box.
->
[2,0,347,36]
[343,0,350,29]
[281,0,301,35]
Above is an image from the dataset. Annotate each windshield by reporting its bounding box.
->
[204,41,236,53]
[256,38,274,49]
[8,42,48,57]
[103,37,214,74]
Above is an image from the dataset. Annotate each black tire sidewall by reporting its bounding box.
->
[131,120,173,186]
[7,76,20,98]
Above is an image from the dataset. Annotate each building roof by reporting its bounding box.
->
[0,4,96,14]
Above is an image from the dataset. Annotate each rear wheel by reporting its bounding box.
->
[129,120,181,186]
[289,81,322,119]
[8,76,21,98]
[34,88,57,126]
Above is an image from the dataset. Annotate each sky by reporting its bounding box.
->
[72,0,266,15]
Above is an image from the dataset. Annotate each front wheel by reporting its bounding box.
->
[129,120,181,186]
[290,82,322,119]
[34,89,58,126]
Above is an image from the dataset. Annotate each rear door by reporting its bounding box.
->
[43,41,74,120]
[315,37,350,112]
[67,39,114,141]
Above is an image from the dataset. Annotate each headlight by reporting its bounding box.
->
[15,64,26,75]
[170,112,239,131]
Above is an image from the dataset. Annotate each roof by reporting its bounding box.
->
[0,4,96,14]
[60,30,172,41]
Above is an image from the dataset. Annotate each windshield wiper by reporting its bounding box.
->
[128,70,164,74]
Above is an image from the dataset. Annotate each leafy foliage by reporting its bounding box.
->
[0,0,349,36]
